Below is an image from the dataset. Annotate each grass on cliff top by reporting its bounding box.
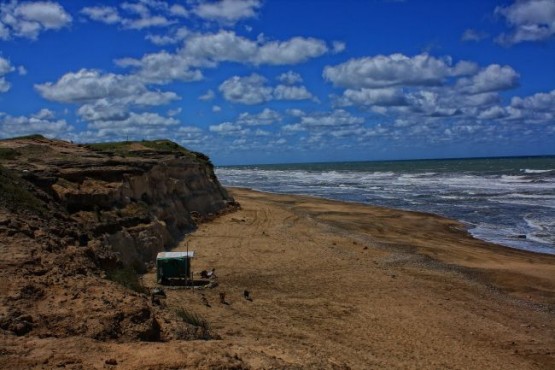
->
[87,140,213,166]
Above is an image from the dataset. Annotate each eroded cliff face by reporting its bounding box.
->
[0,136,237,342]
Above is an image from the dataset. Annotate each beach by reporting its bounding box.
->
[3,187,555,369]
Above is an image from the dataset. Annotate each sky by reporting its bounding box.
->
[0,0,554,165]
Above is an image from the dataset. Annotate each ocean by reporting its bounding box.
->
[216,156,555,255]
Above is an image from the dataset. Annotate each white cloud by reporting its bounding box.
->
[146,26,188,45]
[237,108,281,126]
[332,41,346,53]
[255,37,328,65]
[81,1,175,30]
[32,108,55,120]
[323,53,478,89]
[0,109,72,139]
[117,30,332,87]
[219,74,273,105]
[212,105,222,112]
[461,29,489,42]
[199,89,215,101]
[169,4,188,18]
[35,69,180,127]
[87,112,179,130]
[273,84,313,101]
[510,89,555,111]
[406,91,460,117]
[193,0,261,25]
[298,109,364,128]
[277,71,303,85]
[116,52,203,84]
[456,64,519,94]
[80,6,121,25]
[182,30,330,66]
[209,121,244,135]
[495,0,555,45]
[337,88,408,107]
[219,74,314,104]
[286,108,306,117]
[478,106,508,120]
[0,57,15,93]
[36,69,148,102]
[0,1,72,40]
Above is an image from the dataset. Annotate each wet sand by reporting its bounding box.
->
[4,187,555,369]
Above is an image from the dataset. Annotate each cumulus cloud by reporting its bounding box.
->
[219,73,314,104]
[35,68,180,130]
[182,30,330,66]
[80,6,121,25]
[81,1,175,30]
[116,51,203,84]
[323,53,478,89]
[277,71,303,85]
[0,1,72,40]
[116,30,332,87]
[35,69,178,104]
[461,29,489,42]
[495,0,555,45]
[193,0,261,24]
[146,26,188,45]
[336,88,408,107]
[298,109,364,128]
[237,108,281,126]
[87,112,179,130]
[209,121,244,135]
[219,74,273,105]
[199,89,215,101]
[456,64,519,94]
[0,57,15,93]
[273,85,313,101]
[0,109,72,139]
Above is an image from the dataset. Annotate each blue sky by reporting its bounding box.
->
[0,0,554,165]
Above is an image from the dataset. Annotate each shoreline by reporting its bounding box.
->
[226,187,555,306]
[227,186,555,257]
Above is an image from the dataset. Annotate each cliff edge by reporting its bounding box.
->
[0,135,238,342]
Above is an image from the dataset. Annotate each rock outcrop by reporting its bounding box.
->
[0,135,238,341]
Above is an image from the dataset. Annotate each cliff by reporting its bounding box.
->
[0,135,238,342]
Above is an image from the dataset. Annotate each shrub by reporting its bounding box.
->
[106,265,148,294]
[175,308,213,340]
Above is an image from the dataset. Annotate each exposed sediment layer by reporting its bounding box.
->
[0,136,237,343]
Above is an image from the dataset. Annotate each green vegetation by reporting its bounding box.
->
[0,165,44,214]
[106,265,149,294]
[1,134,46,141]
[175,308,213,339]
[0,148,20,160]
[87,139,199,159]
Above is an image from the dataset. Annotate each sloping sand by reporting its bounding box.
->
[3,188,554,369]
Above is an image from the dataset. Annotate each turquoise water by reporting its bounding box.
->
[217,156,555,255]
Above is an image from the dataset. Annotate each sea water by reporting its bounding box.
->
[216,156,555,255]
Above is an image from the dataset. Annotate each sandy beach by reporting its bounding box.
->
[3,187,555,369]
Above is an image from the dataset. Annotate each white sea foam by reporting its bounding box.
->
[521,168,554,174]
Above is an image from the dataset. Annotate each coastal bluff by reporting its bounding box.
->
[0,136,238,344]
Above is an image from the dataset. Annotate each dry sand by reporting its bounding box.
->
[3,188,555,369]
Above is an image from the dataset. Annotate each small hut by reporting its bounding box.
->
[156,251,194,284]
